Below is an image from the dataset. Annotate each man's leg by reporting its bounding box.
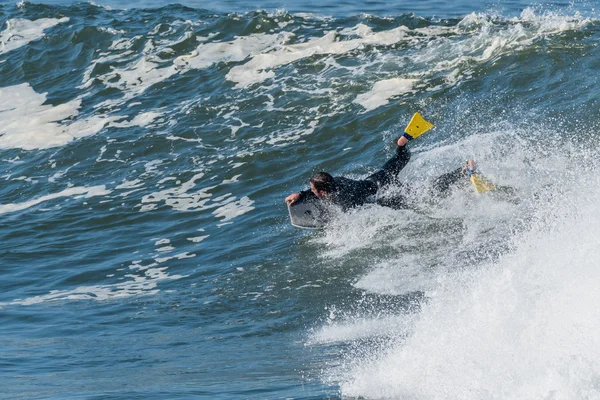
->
[432,167,465,195]
[432,160,480,195]
[375,183,410,210]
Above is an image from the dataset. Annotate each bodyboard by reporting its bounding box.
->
[288,196,330,229]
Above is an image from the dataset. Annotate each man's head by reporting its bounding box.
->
[310,172,335,199]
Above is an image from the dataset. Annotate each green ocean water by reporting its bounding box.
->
[2,1,600,399]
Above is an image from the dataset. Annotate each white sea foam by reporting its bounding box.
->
[0,185,110,215]
[226,25,410,87]
[221,174,242,184]
[354,78,418,111]
[48,169,68,183]
[80,34,173,95]
[97,58,179,99]
[140,173,215,212]
[517,7,591,34]
[174,32,292,69]
[155,251,196,264]
[139,172,255,222]
[265,120,318,146]
[97,27,124,35]
[111,111,163,128]
[187,235,209,243]
[83,32,292,101]
[115,179,144,190]
[0,260,187,307]
[350,10,591,111]
[88,1,113,11]
[212,196,255,221]
[0,17,69,55]
[0,83,120,150]
[450,9,589,70]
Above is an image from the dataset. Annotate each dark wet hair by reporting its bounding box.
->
[310,172,336,193]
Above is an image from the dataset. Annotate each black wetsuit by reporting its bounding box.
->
[297,144,465,211]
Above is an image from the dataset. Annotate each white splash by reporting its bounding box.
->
[354,259,438,296]
[310,313,418,345]
[320,141,600,399]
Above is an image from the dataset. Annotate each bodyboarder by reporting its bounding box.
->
[284,132,474,211]
[285,113,494,216]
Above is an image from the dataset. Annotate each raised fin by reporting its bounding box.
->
[404,112,434,139]
[470,173,496,193]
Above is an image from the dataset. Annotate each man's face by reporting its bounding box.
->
[310,182,326,199]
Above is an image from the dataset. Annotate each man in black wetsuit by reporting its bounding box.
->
[285,134,468,211]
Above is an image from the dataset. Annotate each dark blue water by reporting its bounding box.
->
[2,0,600,399]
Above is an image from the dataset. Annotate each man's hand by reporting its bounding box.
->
[397,135,409,147]
[285,193,300,205]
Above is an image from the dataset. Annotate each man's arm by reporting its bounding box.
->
[366,139,411,187]
[285,193,300,205]
[285,189,314,205]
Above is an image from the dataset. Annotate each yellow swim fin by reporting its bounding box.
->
[404,112,434,139]
[470,173,496,193]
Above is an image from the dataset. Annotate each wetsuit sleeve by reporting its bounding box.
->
[297,189,317,203]
[366,145,411,188]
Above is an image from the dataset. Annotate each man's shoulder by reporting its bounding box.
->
[334,176,360,185]
[334,176,376,193]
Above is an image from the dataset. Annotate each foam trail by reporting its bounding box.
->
[0,260,187,307]
[0,17,69,55]
[0,186,111,215]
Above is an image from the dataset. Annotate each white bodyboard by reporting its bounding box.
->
[288,197,329,229]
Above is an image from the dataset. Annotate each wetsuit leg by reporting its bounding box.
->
[375,184,410,210]
[431,167,465,195]
[366,145,411,187]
